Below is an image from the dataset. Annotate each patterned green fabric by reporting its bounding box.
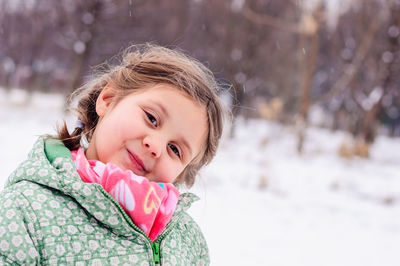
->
[0,137,209,265]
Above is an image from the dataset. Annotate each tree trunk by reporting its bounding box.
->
[69,0,102,95]
[297,12,320,153]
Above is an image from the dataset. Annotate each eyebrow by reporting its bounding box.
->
[149,100,193,160]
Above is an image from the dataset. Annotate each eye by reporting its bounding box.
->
[168,143,181,158]
[145,111,158,127]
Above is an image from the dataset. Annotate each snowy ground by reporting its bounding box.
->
[1,89,399,266]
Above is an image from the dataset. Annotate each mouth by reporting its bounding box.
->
[127,149,147,173]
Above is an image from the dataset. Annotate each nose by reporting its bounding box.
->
[143,136,162,158]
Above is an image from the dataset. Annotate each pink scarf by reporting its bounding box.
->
[71,148,180,242]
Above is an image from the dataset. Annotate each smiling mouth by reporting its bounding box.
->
[127,150,146,173]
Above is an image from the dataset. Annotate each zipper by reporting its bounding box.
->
[150,219,178,265]
[152,242,160,264]
[97,186,185,265]
[98,186,161,264]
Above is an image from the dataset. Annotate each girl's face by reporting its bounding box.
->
[85,84,208,183]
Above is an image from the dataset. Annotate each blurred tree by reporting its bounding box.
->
[0,0,399,143]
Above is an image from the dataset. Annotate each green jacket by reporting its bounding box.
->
[0,138,209,265]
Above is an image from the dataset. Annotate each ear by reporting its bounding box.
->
[96,84,116,117]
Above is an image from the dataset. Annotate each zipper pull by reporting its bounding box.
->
[152,241,161,265]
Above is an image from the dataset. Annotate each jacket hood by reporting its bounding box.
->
[6,137,199,237]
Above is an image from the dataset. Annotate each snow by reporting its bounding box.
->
[1,88,399,265]
[189,118,400,265]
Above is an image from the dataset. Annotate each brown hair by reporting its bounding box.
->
[58,44,224,188]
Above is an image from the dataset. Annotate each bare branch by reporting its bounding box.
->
[242,5,302,34]
[316,6,389,103]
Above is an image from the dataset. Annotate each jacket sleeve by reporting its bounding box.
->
[0,188,40,265]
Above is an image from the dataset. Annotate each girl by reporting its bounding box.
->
[0,44,224,265]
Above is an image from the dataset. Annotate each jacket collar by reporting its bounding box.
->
[6,137,199,237]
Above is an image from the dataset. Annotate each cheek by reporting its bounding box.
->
[94,126,116,162]
[152,161,184,183]
[116,111,145,140]
[100,111,139,143]
[94,116,124,159]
